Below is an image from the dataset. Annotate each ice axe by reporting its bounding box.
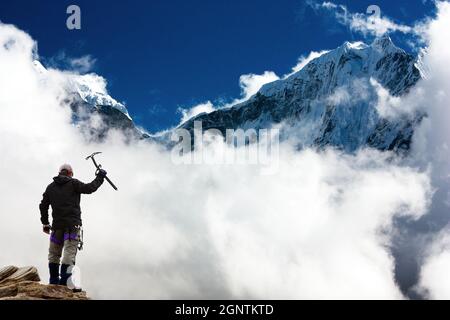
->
[85,152,118,191]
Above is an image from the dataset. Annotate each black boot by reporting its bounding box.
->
[49,263,60,285]
[59,264,71,286]
[60,264,82,292]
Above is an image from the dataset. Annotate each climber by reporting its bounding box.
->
[39,164,107,289]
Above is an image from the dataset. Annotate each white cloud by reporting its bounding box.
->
[239,71,280,100]
[410,7,450,302]
[406,1,450,175]
[325,78,370,106]
[357,1,450,299]
[326,86,351,105]
[417,230,450,299]
[370,79,404,118]
[69,55,97,73]
[350,13,413,37]
[47,51,96,74]
[178,101,216,123]
[0,21,435,300]
[284,50,329,78]
[318,1,414,37]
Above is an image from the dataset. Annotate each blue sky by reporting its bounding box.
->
[0,0,436,132]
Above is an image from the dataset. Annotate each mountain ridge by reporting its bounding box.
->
[179,36,423,153]
[32,36,423,153]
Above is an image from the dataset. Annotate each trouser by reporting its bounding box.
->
[48,227,81,266]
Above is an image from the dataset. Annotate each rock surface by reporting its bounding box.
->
[0,266,88,300]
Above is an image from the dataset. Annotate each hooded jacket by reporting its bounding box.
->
[39,174,104,229]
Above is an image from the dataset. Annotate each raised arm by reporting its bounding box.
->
[73,174,105,194]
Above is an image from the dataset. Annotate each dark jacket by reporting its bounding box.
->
[39,174,104,229]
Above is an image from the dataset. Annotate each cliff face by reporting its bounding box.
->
[0,266,88,300]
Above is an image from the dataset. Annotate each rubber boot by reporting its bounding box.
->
[59,264,71,286]
[49,263,60,285]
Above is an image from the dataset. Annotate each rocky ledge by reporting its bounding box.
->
[0,266,88,300]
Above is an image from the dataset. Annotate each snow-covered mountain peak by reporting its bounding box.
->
[370,35,400,54]
[68,73,132,120]
[258,37,414,99]
[343,41,368,50]
[31,60,132,120]
[181,37,422,153]
[28,59,149,141]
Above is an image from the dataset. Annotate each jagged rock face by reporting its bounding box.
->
[0,266,88,300]
[180,36,423,153]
